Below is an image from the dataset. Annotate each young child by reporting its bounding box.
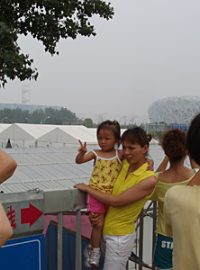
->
[75,120,123,267]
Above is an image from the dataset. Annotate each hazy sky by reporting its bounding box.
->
[1,0,200,124]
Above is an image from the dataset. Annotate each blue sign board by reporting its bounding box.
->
[170,123,188,132]
[0,234,44,270]
[171,123,188,132]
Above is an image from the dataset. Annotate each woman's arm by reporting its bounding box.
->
[0,150,17,184]
[189,158,200,169]
[74,176,156,207]
[188,168,200,186]
[156,155,169,172]
[163,192,173,237]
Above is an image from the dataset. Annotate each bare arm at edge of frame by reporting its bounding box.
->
[0,203,13,246]
[0,149,17,184]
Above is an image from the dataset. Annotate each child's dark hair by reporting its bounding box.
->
[186,113,200,165]
[161,129,187,164]
[97,120,121,143]
[121,127,152,147]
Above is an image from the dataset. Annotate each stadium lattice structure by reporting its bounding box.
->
[148,96,200,125]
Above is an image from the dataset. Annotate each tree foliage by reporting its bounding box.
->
[0,106,80,124]
[83,117,93,127]
[0,0,114,87]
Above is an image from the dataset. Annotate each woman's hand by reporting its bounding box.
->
[146,158,154,171]
[74,183,89,192]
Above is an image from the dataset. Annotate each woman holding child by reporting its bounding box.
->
[75,127,156,270]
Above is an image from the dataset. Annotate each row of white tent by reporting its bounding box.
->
[0,123,158,148]
[0,123,98,148]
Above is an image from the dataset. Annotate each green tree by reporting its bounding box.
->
[83,118,93,127]
[0,0,114,87]
[0,106,80,124]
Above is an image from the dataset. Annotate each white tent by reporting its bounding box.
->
[16,123,56,139]
[0,123,11,132]
[0,124,159,149]
[0,123,36,148]
[15,123,57,147]
[0,124,12,147]
[38,125,97,147]
[58,125,96,144]
[0,123,56,148]
[38,127,77,147]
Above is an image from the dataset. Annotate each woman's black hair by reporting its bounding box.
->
[186,113,200,165]
[121,127,152,147]
[161,129,187,164]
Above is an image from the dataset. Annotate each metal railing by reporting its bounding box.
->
[1,189,158,270]
[128,201,157,270]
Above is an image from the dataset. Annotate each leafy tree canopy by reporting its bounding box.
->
[0,0,114,87]
[83,117,93,127]
[0,106,80,124]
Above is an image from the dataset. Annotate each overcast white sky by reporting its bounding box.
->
[1,0,200,124]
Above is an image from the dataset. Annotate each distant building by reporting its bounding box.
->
[148,96,200,125]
